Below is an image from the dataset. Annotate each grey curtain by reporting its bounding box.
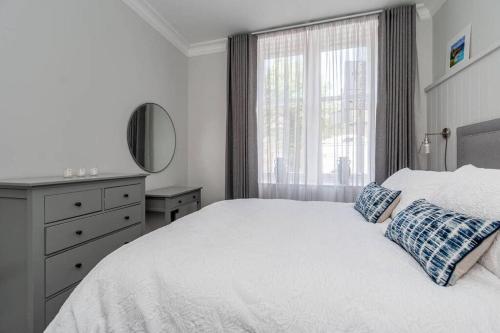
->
[127,110,146,166]
[225,34,258,199]
[375,5,417,183]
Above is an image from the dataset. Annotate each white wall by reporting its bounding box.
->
[187,52,227,206]
[432,0,500,80]
[415,16,433,170]
[426,0,500,171]
[0,0,188,190]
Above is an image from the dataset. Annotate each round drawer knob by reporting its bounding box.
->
[178,200,182,204]
[192,195,196,199]
[123,194,129,198]
[124,216,130,220]
[75,230,83,235]
[74,202,82,207]
[74,263,83,269]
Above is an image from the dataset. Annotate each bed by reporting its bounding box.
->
[46,120,500,333]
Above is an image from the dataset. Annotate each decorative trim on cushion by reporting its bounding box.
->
[354,182,401,223]
[386,199,500,286]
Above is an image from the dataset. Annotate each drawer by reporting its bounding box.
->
[45,205,142,254]
[45,189,102,223]
[146,197,166,213]
[104,184,142,209]
[165,191,200,210]
[172,202,199,221]
[45,286,75,325]
[45,224,141,297]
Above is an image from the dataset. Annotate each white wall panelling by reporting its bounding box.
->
[426,46,500,171]
[426,0,500,171]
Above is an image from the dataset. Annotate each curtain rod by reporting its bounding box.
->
[251,9,383,35]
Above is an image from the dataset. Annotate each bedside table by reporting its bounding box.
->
[145,186,202,232]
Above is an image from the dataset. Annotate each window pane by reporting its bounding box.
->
[256,15,378,201]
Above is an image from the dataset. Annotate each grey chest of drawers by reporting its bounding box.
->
[0,173,147,333]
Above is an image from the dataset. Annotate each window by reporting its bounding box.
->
[256,16,378,201]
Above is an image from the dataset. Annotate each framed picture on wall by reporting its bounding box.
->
[446,24,471,72]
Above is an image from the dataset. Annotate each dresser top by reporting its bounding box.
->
[146,186,202,198]
[0,173,148,188]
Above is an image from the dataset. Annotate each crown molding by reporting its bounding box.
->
[121,0,227,57]
[121,0,189,56]
[416,4,431,20]
[420,0,447,17]
[188,38,227,57]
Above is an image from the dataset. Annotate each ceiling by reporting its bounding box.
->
[147,0,414,43]
[122,0,446,56]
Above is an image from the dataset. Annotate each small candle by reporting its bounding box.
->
[63,168,73,178]
[89,167,99,176]
[77,168,86,177]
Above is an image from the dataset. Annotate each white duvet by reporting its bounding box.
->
[46,199,500,333]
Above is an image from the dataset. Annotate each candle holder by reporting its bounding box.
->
[63,168,73,178]
[77,168,87,177]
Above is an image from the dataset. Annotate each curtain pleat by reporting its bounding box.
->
[226,34,259,199]
[375,5,416,183]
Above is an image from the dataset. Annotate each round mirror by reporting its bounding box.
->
[127,103,176,173]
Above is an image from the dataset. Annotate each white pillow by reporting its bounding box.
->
[431,165,500,277]
[382,168,452,219]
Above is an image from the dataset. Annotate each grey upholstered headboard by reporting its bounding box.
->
[457,118,500,169]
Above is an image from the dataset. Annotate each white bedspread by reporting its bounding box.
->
[46,199,500,333]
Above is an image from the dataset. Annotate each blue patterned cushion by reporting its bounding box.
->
[386,199,500,286]
[354,182,401,223]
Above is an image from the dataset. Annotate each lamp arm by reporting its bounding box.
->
[425,128,451,139]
